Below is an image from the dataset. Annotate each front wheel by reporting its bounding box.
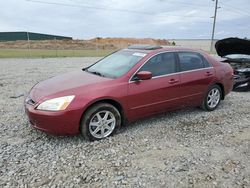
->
[80,103,121,141]
[201,85,222,111]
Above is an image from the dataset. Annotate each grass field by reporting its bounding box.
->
[0,49,115,58]
[0,48,215,58]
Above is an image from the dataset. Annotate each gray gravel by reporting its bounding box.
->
[0,58,249,187]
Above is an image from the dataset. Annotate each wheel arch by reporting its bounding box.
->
[214,82,225,100]
[79,98,126,128]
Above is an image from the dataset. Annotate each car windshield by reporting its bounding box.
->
[86,50,147,78]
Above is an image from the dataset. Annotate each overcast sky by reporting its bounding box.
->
[1,0,249,39]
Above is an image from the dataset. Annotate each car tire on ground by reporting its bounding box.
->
[80,103,121,141]
[201,84,222,111]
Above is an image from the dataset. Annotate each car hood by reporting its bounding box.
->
[215,37,250,57]
[30,70,112,102]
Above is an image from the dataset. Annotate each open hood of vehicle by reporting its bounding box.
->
[215,37,250,57]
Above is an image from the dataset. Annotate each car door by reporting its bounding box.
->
[177,52,215,106]
[127,52,181,120]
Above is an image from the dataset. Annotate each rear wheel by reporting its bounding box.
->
[202,85,222,111]
[80,103,121,141]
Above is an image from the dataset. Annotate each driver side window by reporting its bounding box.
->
[138,52,177,77]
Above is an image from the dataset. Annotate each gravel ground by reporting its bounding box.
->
[0,58,249,188]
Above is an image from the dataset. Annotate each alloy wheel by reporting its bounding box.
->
[207,88,220,108]
[89,110,116,139]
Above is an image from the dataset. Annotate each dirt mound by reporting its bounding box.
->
[0,38,170,50]
[89,37,170,48]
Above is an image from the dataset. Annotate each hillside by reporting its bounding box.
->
[0,37,170,50]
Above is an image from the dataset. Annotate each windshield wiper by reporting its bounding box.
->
[86,70,105,77]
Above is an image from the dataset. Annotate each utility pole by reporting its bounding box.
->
[54,37,58,57]
[210,0,218,53]
[27,31,31,57]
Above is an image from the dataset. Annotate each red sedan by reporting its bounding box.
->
[25,45,234,141]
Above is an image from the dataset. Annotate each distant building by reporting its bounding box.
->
[0,32,72,41]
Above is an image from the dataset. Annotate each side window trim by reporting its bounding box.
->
[174,52,181,72]
[129,51,214,83]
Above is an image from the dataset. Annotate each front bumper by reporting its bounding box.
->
[25,103,82,135]
[233,76,250,92]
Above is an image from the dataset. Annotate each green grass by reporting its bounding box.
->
[0,49,115,58]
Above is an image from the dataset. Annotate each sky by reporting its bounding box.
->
[0,0,249,39]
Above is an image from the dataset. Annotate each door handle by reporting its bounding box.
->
[169,79,179,84]
[205,72,213,76]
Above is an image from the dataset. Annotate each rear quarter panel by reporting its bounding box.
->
[220,63,234,95]
[209,56,234,95]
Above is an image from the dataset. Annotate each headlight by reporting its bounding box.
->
[238,82,248,87]
[36,95,75,111]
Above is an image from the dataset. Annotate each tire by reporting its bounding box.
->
[80,103,121,141]
[201,85,222,111]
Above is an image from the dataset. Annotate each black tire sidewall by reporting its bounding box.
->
[203,85,222,111]
[80,103,121,141]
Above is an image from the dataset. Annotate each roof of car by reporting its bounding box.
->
[126,45,204,54]
[128,45,163,50]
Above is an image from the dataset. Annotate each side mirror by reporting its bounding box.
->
[136,71,152,80]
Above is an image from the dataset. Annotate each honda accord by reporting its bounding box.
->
[25,45,234,141]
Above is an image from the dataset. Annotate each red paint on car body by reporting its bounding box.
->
[25,47,233,135]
